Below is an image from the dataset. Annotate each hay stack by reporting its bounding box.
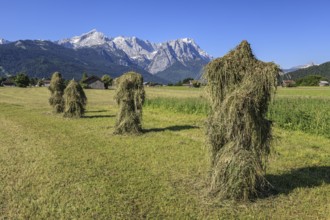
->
[63,80,87,118]
[114,72,145,134]
[203,41,279,200]
[48,72,65,113]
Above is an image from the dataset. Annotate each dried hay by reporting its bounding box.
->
[114,72,145,134]
[63,80,87,118]
[203,41,279,200]
[48,72,65,113]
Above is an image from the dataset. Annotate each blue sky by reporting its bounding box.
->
[1,0,329,68]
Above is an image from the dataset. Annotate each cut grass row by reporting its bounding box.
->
[0,87,329,219]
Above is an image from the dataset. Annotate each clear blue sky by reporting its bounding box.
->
[1,0,329,68]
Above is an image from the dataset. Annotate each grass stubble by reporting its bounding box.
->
[0,86,329,219]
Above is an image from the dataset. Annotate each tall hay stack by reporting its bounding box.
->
[63,80,87,118]
[48,72,66,113]
[114,72,145,134]
[203,41,279,200]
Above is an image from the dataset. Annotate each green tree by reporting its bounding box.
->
[203,41,279,201]
[48,72,66,113]
[114,72,145,134]
[29,77,38,87]
[63,80,87,118]
[81,72,88,81]
[101,74,113,89]
[295,75,328,86]
[15,73,30,87]
[182,77,194,84]
[80,72,89,89]
[0,77,5,86]
[37,79,44,87]
[174,80,183,86]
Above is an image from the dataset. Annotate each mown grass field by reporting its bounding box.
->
[0,86,329,219]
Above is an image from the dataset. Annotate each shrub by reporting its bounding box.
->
[203,41,279,201]
[37,79,44,87]
[0,77,6,86]
[174,81,183,86]
[101,74,113,89]
[182,77,194,84]
[80,72,89,89]
[15,73,30,87]
[114,72,145,134]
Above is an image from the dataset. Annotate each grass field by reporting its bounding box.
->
[0,86,329,219]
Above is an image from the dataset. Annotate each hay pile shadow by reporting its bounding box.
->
[143,125,199,133]
[83,114,115,119]
[265,166,330,196]
[203,40,279,201]
[86,110,108,113]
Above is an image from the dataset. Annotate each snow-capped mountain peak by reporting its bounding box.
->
[181,38,194,43]
[57,29,110,48]
[112,36,157,58]
[0,38,10,44]
[56,30,212,78]
[282,62,319,73]
[295,62,318,69]
[146,38,211,74]
[167,38,210,59]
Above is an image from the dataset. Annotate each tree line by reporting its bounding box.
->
[295,74,328,86]
[0,72,113,89]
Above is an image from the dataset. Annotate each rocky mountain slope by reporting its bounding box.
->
[0,40,166,83]
[57,30,212,82]
[0,30,212,82]
[0,38,10,44]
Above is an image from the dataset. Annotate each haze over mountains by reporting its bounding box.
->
[0,30,212,83]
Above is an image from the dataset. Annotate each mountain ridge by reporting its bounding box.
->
[282,62,318,74]
[56,30,212,82]
[0,30,212,83]
[284,61,330,80]
[0,38,10,44]
[0,39,168,83]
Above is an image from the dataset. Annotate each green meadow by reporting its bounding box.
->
[0,86,329,219]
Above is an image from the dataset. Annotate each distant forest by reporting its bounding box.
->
[285,62,330,80]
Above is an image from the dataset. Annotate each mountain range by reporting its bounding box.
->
[0,30,212,83]
[1,31,329,83]
[283,61,330,80]
[281,63,318,74]
[0,38,9,44]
